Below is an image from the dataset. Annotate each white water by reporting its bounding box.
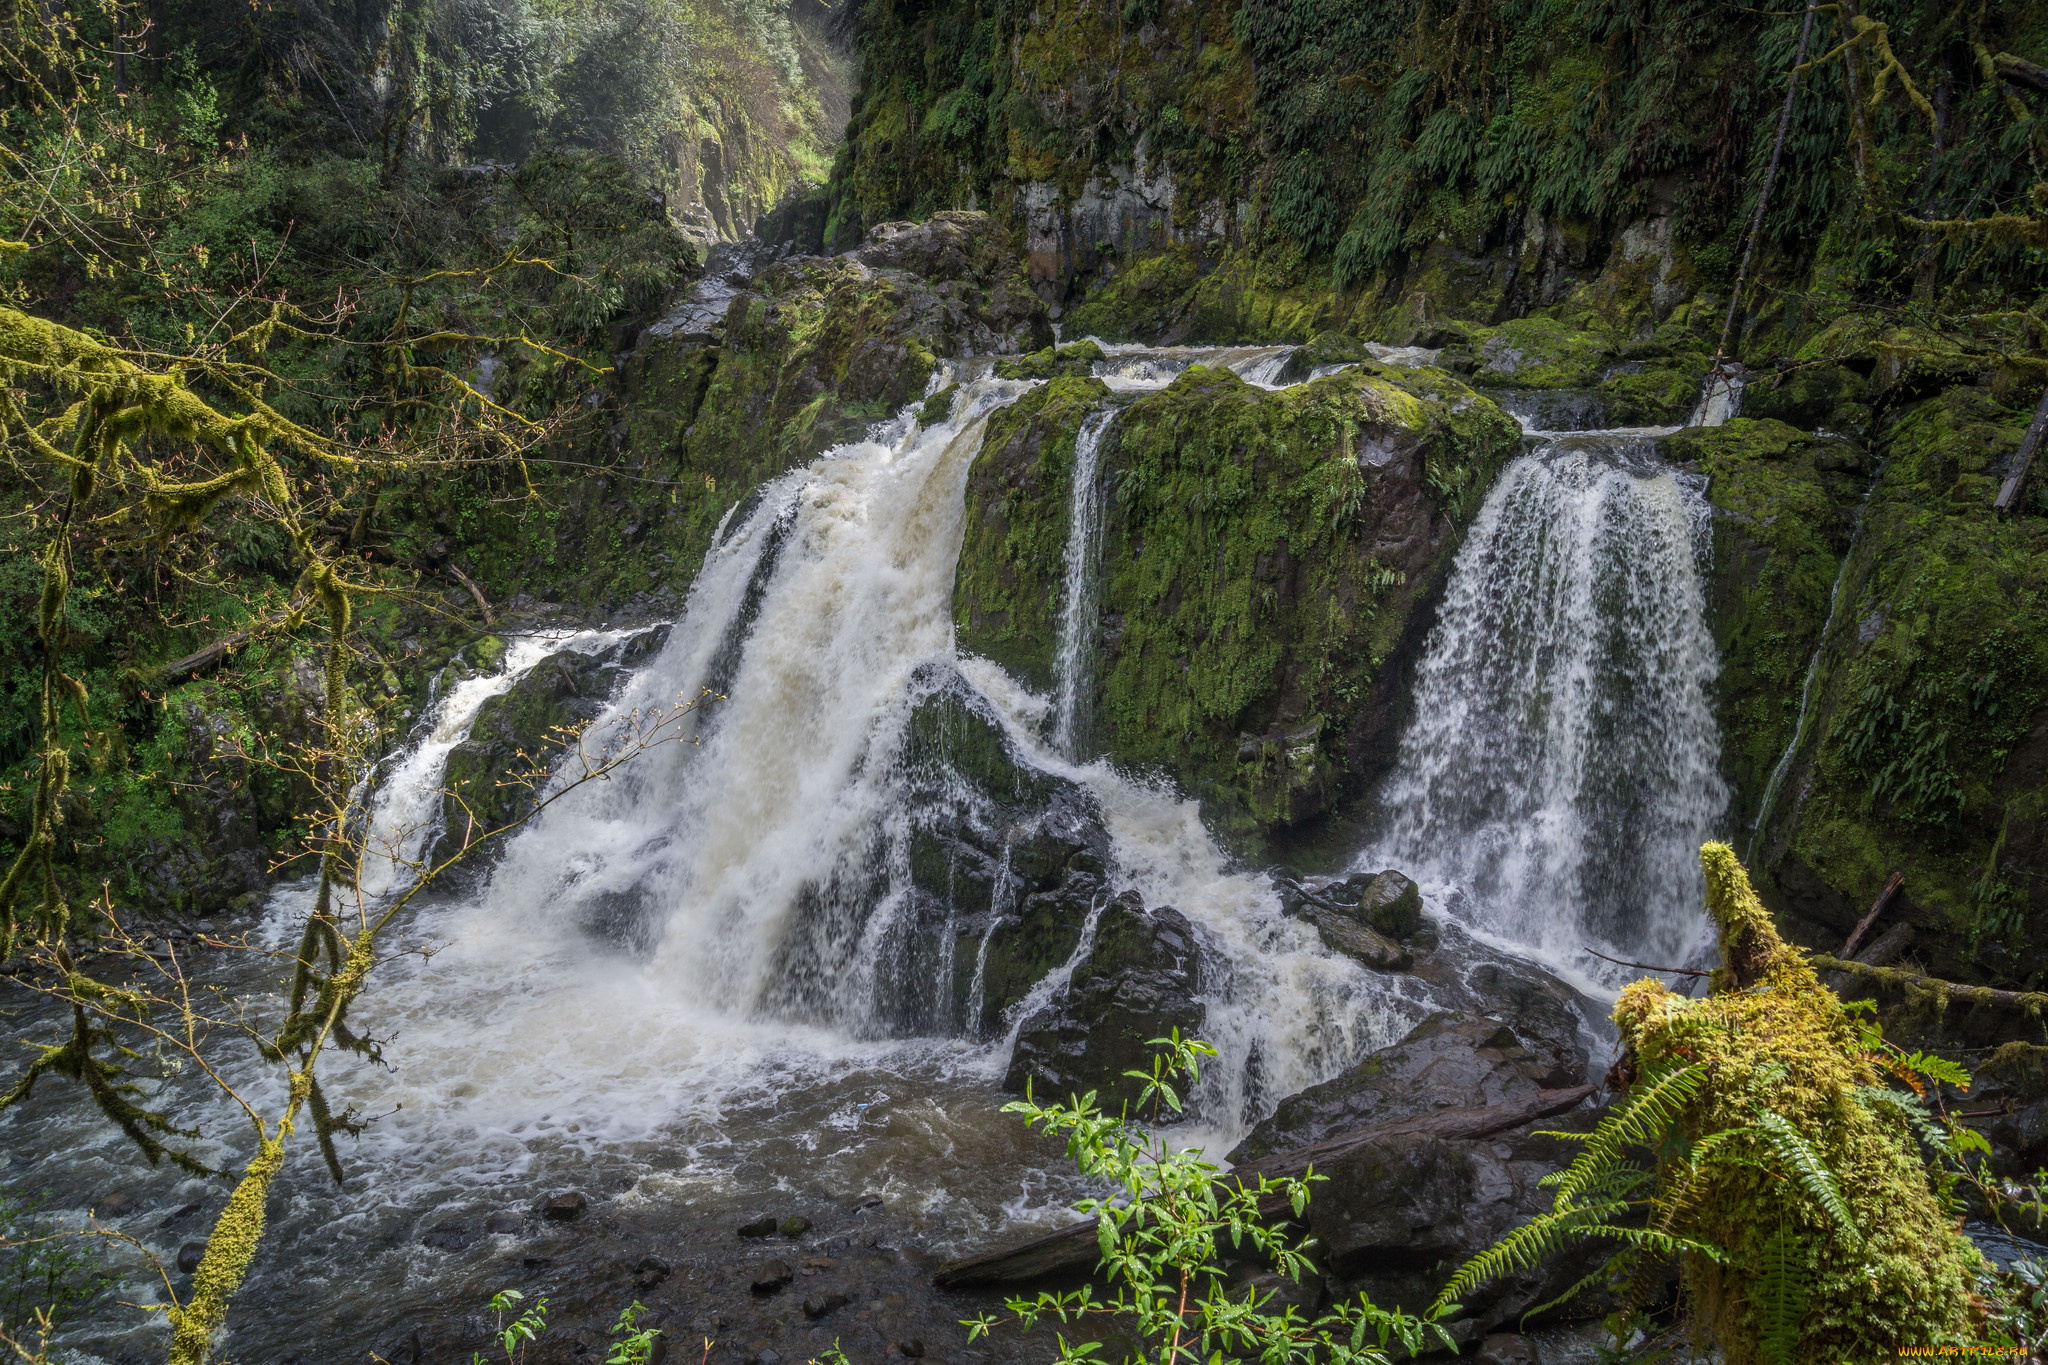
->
[1050,409,1117,758]
[1360,377,1738,990]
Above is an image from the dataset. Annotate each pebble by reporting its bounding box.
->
[737,1213,778,1238]
[634,1254,672,1289]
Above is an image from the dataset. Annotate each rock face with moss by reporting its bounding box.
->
[1677,382,2048,987]
[955,358,1520,854]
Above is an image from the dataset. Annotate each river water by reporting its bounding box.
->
[4,348,1734,1361]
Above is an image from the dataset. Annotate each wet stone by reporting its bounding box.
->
[1475,1333,1539,1365]
[751,1259,794,1293]
[176,1241,207,1274]
[897,1341,926,1358]
[634,1254,672,1288]
[738,1213,779,1238]
[158,1201,204,1230]
[485,1211,524,1235]
[779,1215,811,1238]
[542,1192,588,1221]
[801,1291,849,1319]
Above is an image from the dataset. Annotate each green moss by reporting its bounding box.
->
[1728,388,2048,971]
[993,338,1104,379]
[1613,847,1976,1361]
[954,375,1114,689]
[1469,315,1616,389]
[1673,418,1873,837]
[1598,362,1705,425]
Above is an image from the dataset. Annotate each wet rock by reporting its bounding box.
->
[633,1254,672,1289]
[434,643,629,875]
[994,339,1105,380]
[779,1216,812,1238]
[737,1213,778,1238]
[485,1211,524,1235]
[1475,1333,1540,1365]
[1345,869,1423,939]
[1230,1012,1585,1164]
[420,1222,475,1252]
[1004,893,1206,1114]
[177,1241,207,1274]
[541,1192,588,1222]
[1291,903,1412,972]
[158,1201,204,1229]
[802,1290,850,1319]
[853,1193,885,1213]
[1300,1097,1607,1335]
[750,1259,794,1293]
[92,1192,134,1219]
[897,1341,926,1358]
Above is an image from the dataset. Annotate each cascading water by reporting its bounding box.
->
[1361,381,1737,986]
[2,344,1425,1361]
[1049,408,1117,757]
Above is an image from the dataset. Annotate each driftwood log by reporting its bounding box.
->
[931,1084,1596,1290]
[1812,955,2048,1017]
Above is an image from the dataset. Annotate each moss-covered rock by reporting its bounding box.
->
[992,338,1104,380]
[955,359,1520,854]
[1669,418,1876,837]
[1470,316,1616,390]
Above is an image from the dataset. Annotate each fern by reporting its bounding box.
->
[1548,1064,1703,1211]
[1752,1110,1859,1246]
[1432,1199,1632,1308]
[1753,1226,1809,1365]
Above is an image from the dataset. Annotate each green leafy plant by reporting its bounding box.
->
[475,1289,548,1365]
[965,1031,1456,1365]
[0,1187,111,1358]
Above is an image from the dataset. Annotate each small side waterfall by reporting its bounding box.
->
[1364,374,1737,983]
[1744,470,1881,862]
[1050,408,1117,757]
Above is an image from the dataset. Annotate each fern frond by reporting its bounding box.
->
[1519,1247,1634,1328]
[1753,1110,1858,1245]
[1550,1064,1703,1211]
[1753,1225,1808,1365]
[1431,1199,1631,1309]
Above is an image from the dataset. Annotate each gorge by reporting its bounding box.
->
[2,0,2045,1358]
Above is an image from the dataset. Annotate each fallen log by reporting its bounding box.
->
[161,598,307,678]
[1811,954,2048,1017]
[1997,51,2048,97]
[932,1084,1596,1290]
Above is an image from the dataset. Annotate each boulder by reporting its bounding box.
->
[750,1259,794,1293]
[541,1192,588,1222]
[1004,893,1206,1114]
[1346,869,1423,939]
[177,1241,207,1274]
[1229,1012,1587,1164]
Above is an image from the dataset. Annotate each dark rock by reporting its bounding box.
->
[802,1291,850,1319]
[1475,1333,1539,1365]
[779,1216,812,1238]
[1004,894,1206,1114]
[749,1352,783,1365]
[1229,1013,1584,1164]
[853,1193,885,1213]
[737,1213,778,1238]
[177,1241,207,1274]
[633,1254,672,1289]
[897,1341,926,1358]
[1300,1099,1608,1333]
[1292,903,1412,971]
[484,1211,523,1235]
[420,1222,475,1252]
[541,1192,588,1222]
[93,1192,134,1219]
[1347,869,1423,939]
[750,1259,794,1293]
[158,1201,204,1230]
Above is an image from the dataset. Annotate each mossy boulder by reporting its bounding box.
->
[1597,361,1707,425]
[1741,361,1873,437]
[1470,316,1616,390]
[993,338,1104,380]
[956,361,1518,854]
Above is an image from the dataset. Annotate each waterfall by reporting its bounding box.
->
[1364,385,1734,985]
[1050,408,1117,757]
